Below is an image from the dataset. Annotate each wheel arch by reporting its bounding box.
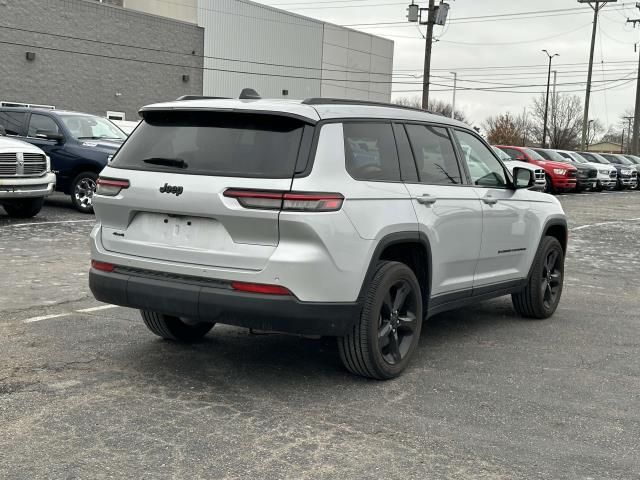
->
[542,217,568,254]
[64,164,102,194]
[357,232,432,313]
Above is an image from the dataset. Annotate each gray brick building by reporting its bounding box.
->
[0,0,204,120]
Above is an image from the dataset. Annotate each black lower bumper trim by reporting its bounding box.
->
[89,269,361,336]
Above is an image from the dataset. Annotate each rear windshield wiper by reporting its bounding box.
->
[142,157,188,169]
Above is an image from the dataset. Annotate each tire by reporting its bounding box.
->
[70,171,98,213]
[512,236,564,319]
[140,310,214,342]
[543,174,555,194]
[2,197,44,218]
[338,261,423,380]
[595,181,603,192]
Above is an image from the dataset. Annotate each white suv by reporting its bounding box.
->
[89,97,567,379]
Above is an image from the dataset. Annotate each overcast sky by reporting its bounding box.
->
[256,0,640,130]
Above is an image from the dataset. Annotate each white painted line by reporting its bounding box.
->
[570,217,640,232]
[5,219,95,228]
[22,313,71,324]
[76,305,118,313]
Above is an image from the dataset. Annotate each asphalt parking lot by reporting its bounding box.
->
[1,192,639,479]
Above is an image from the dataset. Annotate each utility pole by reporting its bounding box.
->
[542,50,559,148]
[552,70,558,146]
[624,115,634,153]
[407,1,450,110]
[450,71,457,118]
[580,0,617,151]
[628,13,640,154]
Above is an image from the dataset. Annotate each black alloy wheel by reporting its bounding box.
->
[377,280,419,365]
[541,249,562,311]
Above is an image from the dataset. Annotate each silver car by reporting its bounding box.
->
[89,96,567,379]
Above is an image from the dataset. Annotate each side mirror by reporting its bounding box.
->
[36,130,64,143]
[513,167,534,189]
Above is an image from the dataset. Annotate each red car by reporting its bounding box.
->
[496,146,577,193]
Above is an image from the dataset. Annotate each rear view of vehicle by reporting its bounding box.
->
[89,103,367,340]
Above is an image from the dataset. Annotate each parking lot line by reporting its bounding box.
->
[5,219,95,228]
[571,217,640,232]
[76,305,117,313]
[22,313,72,324]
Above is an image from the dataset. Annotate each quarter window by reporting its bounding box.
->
[455,130,507,188]
[343,123,401,182]
[405,124,462,185]
[28,114,60,137]
[0,111,26,136]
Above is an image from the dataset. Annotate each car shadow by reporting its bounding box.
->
[111,298,521,386]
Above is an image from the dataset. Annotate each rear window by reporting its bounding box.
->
[111,111,307,178]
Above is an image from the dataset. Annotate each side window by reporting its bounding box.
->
[405,124,462,185]
[454,130,507,188]
[500,147,521,159]
[343,123,401,181]
[28,114,60,137]
[0,111,27,136]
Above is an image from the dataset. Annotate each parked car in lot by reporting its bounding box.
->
[0,126,56,217]
[600,153,639,189]
[492,146,545,190]
[495,145,577,193]
[577,151,619,191]
[622,155,640,189]
[89,96,568,379]
[0,107,127,212]
[550,150,600,192]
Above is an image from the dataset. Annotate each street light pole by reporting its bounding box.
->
[542,50,559,149]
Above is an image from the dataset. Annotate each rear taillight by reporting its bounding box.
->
[231,281,292,296]
[91,260,115,272]
[96,177,129,196]
[223,189,343,212]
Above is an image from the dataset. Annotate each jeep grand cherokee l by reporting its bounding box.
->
[89,97,567,379]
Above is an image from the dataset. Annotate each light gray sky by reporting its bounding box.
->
[256,0,639,130]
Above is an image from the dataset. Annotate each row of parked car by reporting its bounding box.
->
[493,145,639,194]
[0,106,128,217]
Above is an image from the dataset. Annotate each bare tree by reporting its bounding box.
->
[530,93,583,149]
[394,96,469,123]
[484,113,523,146]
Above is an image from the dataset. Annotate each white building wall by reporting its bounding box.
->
[124,0,197,24]
[122,0,394,101]
[198,0,323,99]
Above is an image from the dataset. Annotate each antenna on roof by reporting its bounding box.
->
[239,88,261,100]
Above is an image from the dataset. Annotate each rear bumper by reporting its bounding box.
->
[89,268,361,336]
[0,173,56,198]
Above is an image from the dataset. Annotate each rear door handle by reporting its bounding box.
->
[416,194,437,205]
[482,195,498,205]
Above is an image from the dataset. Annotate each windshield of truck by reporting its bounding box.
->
[60,114,127,141]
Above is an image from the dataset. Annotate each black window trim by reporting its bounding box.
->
[450,127,513,190]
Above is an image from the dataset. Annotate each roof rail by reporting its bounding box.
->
[302,98,435,114]
[175,95,230,101]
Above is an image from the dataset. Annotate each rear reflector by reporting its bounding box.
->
[224,189,343,212]
[91,260,115,272]
[231,281,292,296]
[96,177,130,196]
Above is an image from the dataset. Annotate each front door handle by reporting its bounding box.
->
[416,194,437,205]
[482,195,498,205]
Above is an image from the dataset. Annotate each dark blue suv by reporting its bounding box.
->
[0,108,127,212]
